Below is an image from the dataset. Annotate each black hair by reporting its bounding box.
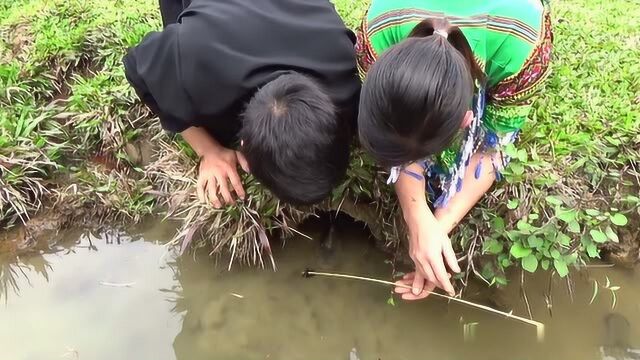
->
[240,72,350,205]
[358,18,484,167]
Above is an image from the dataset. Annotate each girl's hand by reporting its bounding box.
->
[196,148,250,208]
[406,214,461,296]
[394,272,437,300]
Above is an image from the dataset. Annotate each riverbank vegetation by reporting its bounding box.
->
[1,0,638,286]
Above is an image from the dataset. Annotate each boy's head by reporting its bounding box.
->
[240,72,350,205]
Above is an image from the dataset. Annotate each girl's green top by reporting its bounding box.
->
[356,0,553,136]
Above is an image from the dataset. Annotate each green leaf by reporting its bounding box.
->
[624,195,640,204]
[556,232,571,246]
[556,208,577,223]
[516,220,534,233]
[568,221,581,233]
[507,199,519,210]
[492,217,505,233]
[510,243,532,259]
[545,195,563,206]
[483,239,503,255]
[522,254,538,273]
[510,163,525,176]
[517,149,528,162]
[494,276,508,286]
[501,258,512,268]
[554,259,569,277]
[541,259,550,270]
[529,213,539,220]
[610,213,628,226]
[586,243,600,258]
[386,296,396,307]
[527,236,544,248]
[585,209,600,216]
[564,253,579,265]
[590,229,608,243]
[605,226,619,243]
[550,249,561,259]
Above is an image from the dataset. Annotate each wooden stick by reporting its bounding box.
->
[303,270,545,342]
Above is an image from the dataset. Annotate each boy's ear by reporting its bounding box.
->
[461,110,473,129]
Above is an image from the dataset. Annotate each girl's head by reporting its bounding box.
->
[358,18,483,167]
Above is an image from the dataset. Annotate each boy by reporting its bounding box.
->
[124,0,360,207]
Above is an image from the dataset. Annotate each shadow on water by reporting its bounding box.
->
[0,217,639,360]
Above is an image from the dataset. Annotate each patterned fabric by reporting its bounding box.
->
[484,10,554,134]
[360,0,553,207]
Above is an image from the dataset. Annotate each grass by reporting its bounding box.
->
[0,0,638,287]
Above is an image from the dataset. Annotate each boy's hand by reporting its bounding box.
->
[197,147,250,208]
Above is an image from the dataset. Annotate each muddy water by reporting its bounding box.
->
[1,220,639,360]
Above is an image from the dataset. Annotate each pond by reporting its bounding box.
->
[1,219,638,360]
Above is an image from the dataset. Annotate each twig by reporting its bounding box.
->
[99,281,136,288]
[303,269,545,341]
[520,269,533,320]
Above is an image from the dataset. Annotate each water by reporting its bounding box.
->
[1,219,639,360]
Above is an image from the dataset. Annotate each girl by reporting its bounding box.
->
[356,0,553,299]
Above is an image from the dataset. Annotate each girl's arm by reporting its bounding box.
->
[434,152,499,233]
[395,162,460,296]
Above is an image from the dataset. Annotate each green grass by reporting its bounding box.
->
[0,0,638,286]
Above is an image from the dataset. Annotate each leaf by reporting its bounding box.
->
[550,249,561,259]
[494,276,508,286]
[554,259,569,277]
[624,195,640,204]
[527,235,544,248]
[585,209,600,216]
[545,195,563,206]
[586,243,600,258]
[517,149,528,162]
[492,217,505,233]
[564,253,579,265]
[386,296,396,307]
[589,280,598,305]
[516,220,534,233]
[483,239,503,255]
[556,208,577,223]
[522,254,539,273]
[510,163,525,176]
[556,232,572,246]
[568,221,581,233]
[507,199,519,210]
[605,226,619,243]
[510,243,532,259]
[590,229,608,243]
[610,213,628,226]
[541,259,550,270]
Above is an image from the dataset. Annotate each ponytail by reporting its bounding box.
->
[409,18,485,82]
